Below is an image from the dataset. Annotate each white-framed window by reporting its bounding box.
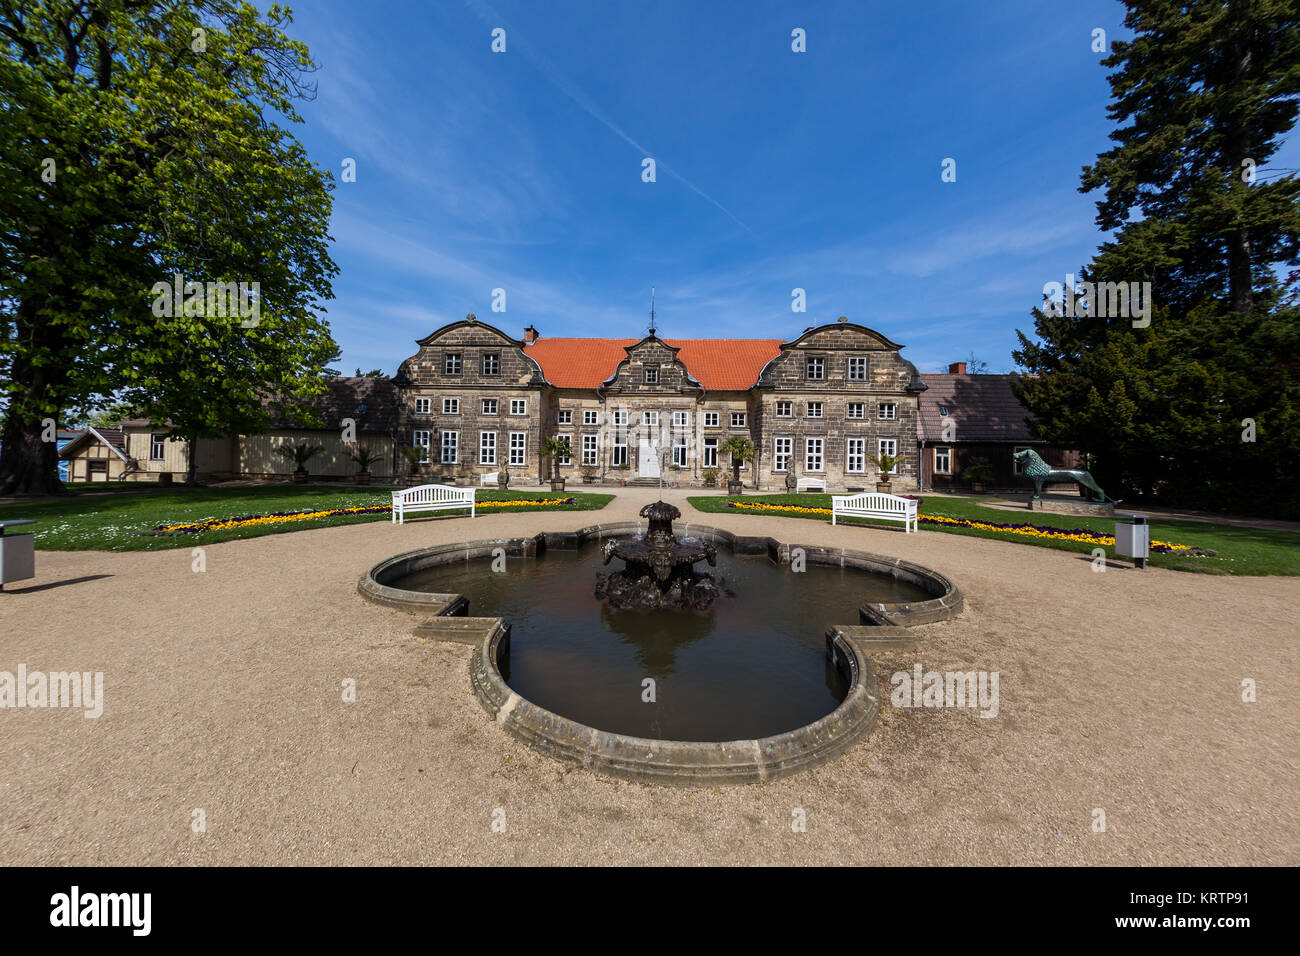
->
[481,398,498,415]
[934,446,953,475]
[672,435,687,467]
[412,429,431,464]
[672,410,689,428]
[444,352,461,375]
[414,398,431,415]
[878,403,897,420]
[847,356,867,381]
[557,409,572,425]
[806,356,825,380]
[509,432,527,466]
[440,430,458,464]
[702,438,718,468]
[150,433,166,461]
[805,437,824,472]
[612,440,627,467]
[557,435,572,466]
[482,353,500,376]
[775,401,792,417]
[847,402,865,419]
[774,437,792,473]
[584,410,599,426]
[581,434,598,466]
[442,398,460,415]
[1013,446,1030,475]
[807,402,823,419]
[731,412,746,428]
[479,431,497,466]
[612,409,628,426]
[510,398,527,415]
[847,437,866,474]
[878,438,898,473]
[643,411,659,427]
[703,411,719,427]
[644,368,659,384]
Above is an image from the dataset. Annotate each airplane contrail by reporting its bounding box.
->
[463,0,751,232]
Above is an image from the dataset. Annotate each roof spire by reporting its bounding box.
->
[648,287,656,338]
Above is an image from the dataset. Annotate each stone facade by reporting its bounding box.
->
[753,325,925,491]
[392,317,926,491]
[395,317,546,481]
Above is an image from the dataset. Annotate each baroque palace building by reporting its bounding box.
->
[393,314,927,491]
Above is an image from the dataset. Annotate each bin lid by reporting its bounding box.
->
[1116,512,1149,523]
[0,520,36,530]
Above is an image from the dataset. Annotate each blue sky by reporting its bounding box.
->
[287,0,1296,375]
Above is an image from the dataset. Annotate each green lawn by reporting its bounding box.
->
[686,493,1299,576]
[0,485,613,552]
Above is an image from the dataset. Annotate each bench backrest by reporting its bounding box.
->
[833,492,913,513]
[397,484,472,504]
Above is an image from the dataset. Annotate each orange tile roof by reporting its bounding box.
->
[524,337,784,391]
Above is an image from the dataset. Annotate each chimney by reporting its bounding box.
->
[523,325,539,345]
[948,361,967,374]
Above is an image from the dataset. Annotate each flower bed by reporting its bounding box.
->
[156,498,577,535]
[724,500,1190,552]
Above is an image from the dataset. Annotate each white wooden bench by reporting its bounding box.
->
[796,477,827,493]
[480,472,499,487]
[831,492,918,532]
[391,484,475,524]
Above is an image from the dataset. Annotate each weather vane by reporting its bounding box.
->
[648,287,656,338]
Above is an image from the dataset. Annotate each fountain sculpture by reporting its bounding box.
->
[595,500,720,610]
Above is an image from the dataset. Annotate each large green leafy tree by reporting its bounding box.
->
[0,1,338,493]
[1014,0,1300,516]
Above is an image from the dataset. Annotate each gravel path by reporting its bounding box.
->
[1,488,1295,865]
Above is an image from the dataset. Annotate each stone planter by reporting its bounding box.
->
[970,482,986,493]
[497,474,510,490]
[550,478,566,492]
[726,480,744,496]
[581,476,596,485]
[354,470,372,486]
[876,481,892,493]
[293,468,308,484]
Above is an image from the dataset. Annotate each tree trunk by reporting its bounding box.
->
[0,414,63,496]
[186,436,199,485]
[1228,227,1254,314]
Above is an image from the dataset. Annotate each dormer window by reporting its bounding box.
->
[645,368,659,384]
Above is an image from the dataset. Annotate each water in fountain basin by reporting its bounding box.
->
[395,544,928,741]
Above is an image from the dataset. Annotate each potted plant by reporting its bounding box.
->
[721,436,756,496]
[579,464,598,484]
[349,445,383,485]
[497,467,510,490]
[962,456,994,494]
[540,436,570,492]
[276,442,325,483]
[868,452,899,493]
[400,446,428,487]
[701,467,719,488]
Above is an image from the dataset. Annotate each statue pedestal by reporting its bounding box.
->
[1028,497,1114,517]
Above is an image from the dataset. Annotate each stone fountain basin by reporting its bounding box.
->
[357,521,964,785]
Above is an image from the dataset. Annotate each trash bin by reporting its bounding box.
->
[1114,513,1150,569]
[0,520,37,590]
